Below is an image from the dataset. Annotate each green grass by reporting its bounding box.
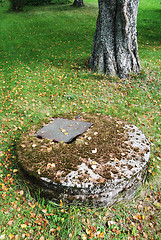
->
[0,0,161,239]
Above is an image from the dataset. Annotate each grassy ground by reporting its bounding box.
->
[0,0,160,239]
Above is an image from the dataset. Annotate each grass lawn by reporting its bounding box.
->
[0,0,160,239]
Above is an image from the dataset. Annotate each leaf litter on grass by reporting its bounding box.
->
[0,0,161,239]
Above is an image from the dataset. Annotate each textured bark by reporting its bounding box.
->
[90,0,141,78]
[72,0,84,7]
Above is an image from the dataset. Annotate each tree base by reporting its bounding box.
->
[90,0,141,78]
[72,0,84,7]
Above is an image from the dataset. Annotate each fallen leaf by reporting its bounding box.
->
[39,236,44,240]
[61,129,66,132]
[8,234,14,239]
[21,144,26,148]
[143,232,148,239]
[69,233,72,238]
[51,163,55,168]
[47,147,52,152]
[108,220,116,226]
[86,228,91,234]
[60,200,63,206]
[21,224,27,229]
[133,213,142,220]
[30,212,36,218]
[8,220,13,226]
[0,234,5,240]
[19,190,24,195]
[92,161,97,165]
[149,223,154,228]
[94,132,98,135]
[100,232,105,238]
[57,226,61,231]
[81,234,87,240]
[92,148,97,153]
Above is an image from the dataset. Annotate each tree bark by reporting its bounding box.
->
[90,0,141,78]
[72,0,84,7]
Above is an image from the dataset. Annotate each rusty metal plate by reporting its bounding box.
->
[35,118,93,143]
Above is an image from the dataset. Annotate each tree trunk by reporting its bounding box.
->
[72,0,84,7]
[90,0,141,78]
[10,0,24,11]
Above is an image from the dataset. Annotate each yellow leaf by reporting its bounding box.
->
[21,224,27,229]
[60,200,63,207]
[92,161,97,165]
[8,234,14,239]
[99,232,105,238]
[142,215,145,220]
[1,184,6,190]
[133,213,142,220]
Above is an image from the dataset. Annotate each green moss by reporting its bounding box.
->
[17,113,128,183]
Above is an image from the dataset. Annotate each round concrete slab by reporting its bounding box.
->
[17,113,150,207]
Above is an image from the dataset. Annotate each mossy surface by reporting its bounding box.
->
[17,113,128,183]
